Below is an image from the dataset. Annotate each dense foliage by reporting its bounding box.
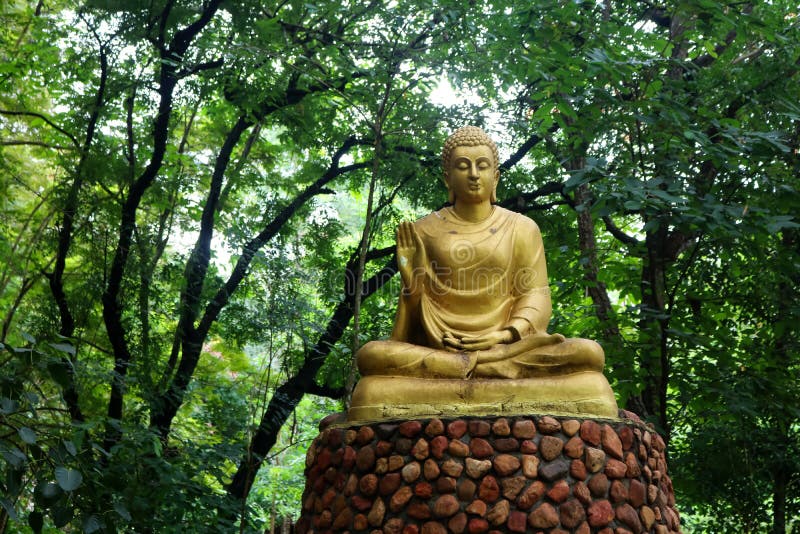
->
[1,1,798,532]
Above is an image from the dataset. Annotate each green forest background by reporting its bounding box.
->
[1,0,798,532]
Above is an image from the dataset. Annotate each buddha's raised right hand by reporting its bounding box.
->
[397,221,427,298]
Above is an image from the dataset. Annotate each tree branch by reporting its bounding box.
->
[0,109,80,148]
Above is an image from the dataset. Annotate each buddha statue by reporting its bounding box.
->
[347,126,618,421]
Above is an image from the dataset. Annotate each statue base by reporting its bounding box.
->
[348,373,618,421]
[297,413,680,534]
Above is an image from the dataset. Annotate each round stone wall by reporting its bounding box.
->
[297,413,680,534]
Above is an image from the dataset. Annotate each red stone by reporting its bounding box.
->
[560,499,586,528]
[447,420,468,439]
[653,433,666,452]
[537,416,561,434]
[491,418,510,436]
[470,420,492,436]
[458,479,477,501]
[379,473,401,495]
[399,420,423,438]
[360,474,378,495]
[640,505,656,529]
[388,454,404,472]
[500,476,526,500]
[618,426,634,451]
[367,497,385,526]
[610,480,628,503]
[467,518,489,534]
[564,436,585,459]
[588,473,610,497]
[601,425,623,460]
[351,494,373,512]
[356,446,376,472]
[412,438,429,460]
[433,494,460,518]
[396,438,413,454]
[403,525,419,534]
[357,426,375,445]
[546,480,570,503]
[315,509,332,529]
[573,481,591,505]
[470,437,494,458]
[615,503,642,532]
[415,481,434,499]
[421,522,447,534]
[527,503,558,528]
[575,522,591,534]
[478,476,500,502]
[562,419,581,437]
[539,436,564,461]
[423,459,440,480]
[507,511,527,533]
[516,480,545,510]
[512,419,536,439]
[390,486,413,512]
[570,459,588,480]
[442,459,464,477]
[494,437,519,452]
[344,473,358,496]
[625,451,642,477]
[493,454,521,476]
[425,418,445,436]
[449,512,468,534]
[466,499,487,516]
[430,435,449,459]
[587,500,614,527]
[605,458,627,478]
[376,440,393,456]
[353,513,368,530]
[408,502,432,520]
[520,440,537,454]
[384,517,404,534]
[580,420,601,446]
[342,446,357,470]
[449,439,470,457]
[333,508,352,529]
[629,479,646,507]
[436,476,457,494]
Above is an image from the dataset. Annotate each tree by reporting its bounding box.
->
[1,1,798,532]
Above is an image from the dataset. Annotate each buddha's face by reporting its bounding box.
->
[445,145,499,205]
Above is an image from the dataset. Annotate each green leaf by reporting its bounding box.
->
[55,467,83,492]
[0,498,17,520]
[49,342,76,355]
[114,502,132,521]
[53,506,74,528]
[19,427,37,444]
[83,515,102,533]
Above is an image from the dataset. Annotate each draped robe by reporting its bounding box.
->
[357,206,605,379]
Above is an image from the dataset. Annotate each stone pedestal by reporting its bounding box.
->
[297,413,680,534]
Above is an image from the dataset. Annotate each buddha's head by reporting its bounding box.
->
[442,126,500,204]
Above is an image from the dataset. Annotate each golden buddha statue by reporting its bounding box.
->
[347,126,618,421]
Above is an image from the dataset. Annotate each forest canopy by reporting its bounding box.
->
[0,0,798,532]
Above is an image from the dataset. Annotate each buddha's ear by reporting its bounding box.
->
[491,170,500,203]
[443,175,454,203]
